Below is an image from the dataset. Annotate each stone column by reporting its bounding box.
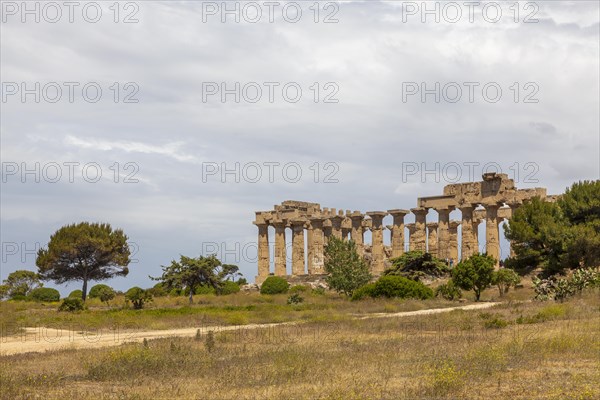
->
[323,220,332,247]
[306,225,314,274]
[472,210,482,254]
[308,217,325,274]
[485,204,501,267]
[350,212,364,255]
[388,209,410,258]
[426,222,438,255]
[272,221,287,276]
[411,208,428,252]
[254,222,270,283]
[406,223,416,251]
[459,205,476,260]
[330,215,343,239]
[448,220,460,265]
[367,212,386,274]
[291,219,306,275]
[436,207,453,260]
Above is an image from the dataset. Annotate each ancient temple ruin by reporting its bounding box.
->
[253,173,555,284]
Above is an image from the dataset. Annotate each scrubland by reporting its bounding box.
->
[1,283,598,399]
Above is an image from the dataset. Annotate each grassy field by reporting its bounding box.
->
[1,283,598,399]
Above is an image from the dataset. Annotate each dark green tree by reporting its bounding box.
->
[324,236,372,297]
[505,181,600,275]
[36,222,131,301]
[452,254,496,301]
[152,255,239,304]
[2,270,42,298]
[385,251,449,281]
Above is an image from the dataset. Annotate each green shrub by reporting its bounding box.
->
[194,285,216,295]
[373,276,433,299]
[125,287,152,310]
[260,276,289,295]
[147,283,167,297]
[287,293,304,304]
[290,285,310,293]
[435,280,462,300]
[219,281,240,295]
[58,297,85,312]
[68,289,83,299]
[351,283,377,301]
[29,287,60,302]
[492,269,521,296]
[89,284,113,298]
[9,294,28,301]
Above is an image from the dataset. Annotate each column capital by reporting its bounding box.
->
[387,209,410,217]
[426,222,439,229]
[411,207,429,216]
[434,205,455,213]
[366,211,387,226]
[449,220,461,229]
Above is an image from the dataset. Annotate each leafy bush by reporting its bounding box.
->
[89,284,113,298]
[372,276,433,299]
[491,269,521,296]
[351,283,377,301]
[29,287,60,302]
[68,289,83,299]
[435,280,462,300]
[96,286,116,305]
[194,285,216,295]
[58,297,85,312]
[219,281,240,295]
[386,251,449,281]
[147,283,167,297]
[287,293,304,304]
[9,294,28,301]
[324,236,372,296]
[289,285,310,293]
[260,276,289,294]
[125,287,153,309]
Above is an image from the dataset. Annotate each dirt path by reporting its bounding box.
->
[0,302,500,356]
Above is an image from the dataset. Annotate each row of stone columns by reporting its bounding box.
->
[255,203,517,282]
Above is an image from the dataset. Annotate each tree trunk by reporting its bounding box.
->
[189,290,193,305]
[82,279,88,302]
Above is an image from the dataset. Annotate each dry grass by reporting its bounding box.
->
[1,288,598,400]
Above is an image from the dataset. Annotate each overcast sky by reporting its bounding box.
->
[1,1,599,294]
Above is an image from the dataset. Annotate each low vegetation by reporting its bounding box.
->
[2,290,598,400]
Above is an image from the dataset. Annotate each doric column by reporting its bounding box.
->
[308,217,325,274]
[350,212,364,255]
[436,207,453,260]
[254,221,270,283]
[323,220,332,247]
[306,224,314,274]
[459,205,476,260]
[388,209,410,258]
[448,220,460,265]
[411,208,428,252]
[485,203,501,267]
[367,211,387,274]
[426,222,438,255]
[330,215,344,239]
[406,223,417,251]
[272,220,287,276]
[291,219,306,275]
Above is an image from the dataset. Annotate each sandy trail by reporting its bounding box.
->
[0,302,499,356]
